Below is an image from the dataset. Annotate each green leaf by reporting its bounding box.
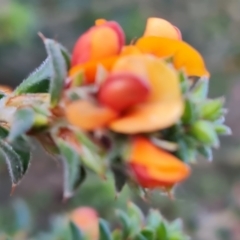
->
[0,126,31,174]
[81,146,105,175]
[197,145,213,161]
[169,219,183,232]
[190,120,219,147]
[156,222,168,240]
[179,71,189,94]
[44,38,67,107]
[56,139,85,199]
[74,130,100,153]
[175,140,190,163]
[59,44,71,70]
[7,108,35,142]
[127,202,144,225]
[134,233,148,240]
[214,124,232,135]
[15,57,51,95]
[111,230,123,240]
[146,209,162,230]
[116,209,132,238]
[191,78,209,101]
[0,140,27,185]
[99,219,112,240]
[140,228,155,240]
[69,222,84,240]
[199,98,225,120]
[181,98,197,124]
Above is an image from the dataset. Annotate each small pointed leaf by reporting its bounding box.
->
[181,98,197,124]
[214,124,232,135]
[116,209,132,238]
[81,146,105,175]
[59,44,71,70]
[44,38,67,107]
[15,58,51,95]
[56,139,85,199]
[146,209,162,230]
[156,222,168,240]
[190,120,219,147]
[99,219,112,240]
[141,228,155,240]
[179,71,189,94]
[0,140,25,185]
[197,145,213,161]
[199,98,225,120]
[7,108,35,142]
[69,222,84,240]
[191,78,209,101]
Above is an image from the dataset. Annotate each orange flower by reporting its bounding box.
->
[128,137,190,188]
[108,55,184,133]
[143,17,182,40]
[66,55,184,133]
[70,207,99,240]
[71,20,125,66]
[69,17,208,87]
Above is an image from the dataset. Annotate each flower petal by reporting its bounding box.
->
[66,100,118,130]
[144,17,181,40]
[129,137,190,188]
[109,55,183,133]
[71,21,125,66]
[136,36,209,77]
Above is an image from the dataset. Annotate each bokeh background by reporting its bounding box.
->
[0,0,240,239]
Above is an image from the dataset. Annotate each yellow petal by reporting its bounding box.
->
[144,17,181,40]
[66,100,118,131]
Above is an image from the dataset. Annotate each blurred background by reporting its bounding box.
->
[0,0,240,239]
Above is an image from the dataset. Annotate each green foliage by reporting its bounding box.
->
[0,202,190,240]
[158,75,231,163]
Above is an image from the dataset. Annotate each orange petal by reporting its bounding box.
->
[144,17,181,40]
[109,55,183,133]
[129,137,190,187]
[69,46,143,84]
[69,56,118,84]
[136,36,209,77]
[71,21,125,66]
[120,45,142,56]
[70,207,99,240]
[66,100,118,131]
